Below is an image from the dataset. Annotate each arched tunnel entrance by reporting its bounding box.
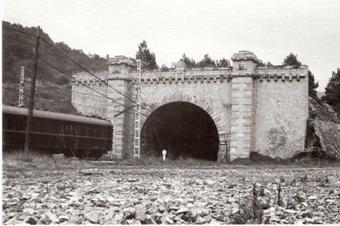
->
[141,102,219,161]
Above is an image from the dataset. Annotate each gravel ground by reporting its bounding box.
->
[2,164,340,224]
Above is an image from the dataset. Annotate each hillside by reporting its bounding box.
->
[2,21,108,113]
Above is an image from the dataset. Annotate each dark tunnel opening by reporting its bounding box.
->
[141,102,219,161]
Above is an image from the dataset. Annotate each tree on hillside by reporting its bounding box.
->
[323,68,340,116]
[2,21,107,113]
[283,53,301,68]
[179,54,230,68]
[282,53,318,98]
[180,54,196,69]
[257,61,273,67]
[216,58,230,67]
[160,64,170,72]
[136,40,158,70]
[308,71,319,99]
[266,61,274,67]
[197,54,216,67]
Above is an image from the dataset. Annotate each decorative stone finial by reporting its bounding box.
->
[173,60,187,71]
[231,50,262,64]
[231,50,262,74]
[108,55,136,67]
[108,55,136,75]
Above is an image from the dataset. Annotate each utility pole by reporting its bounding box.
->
[111,103,117,159]
[18,66,25,107]
[24,26,41,153]
[133,59,141,158]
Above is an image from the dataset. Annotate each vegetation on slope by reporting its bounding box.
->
[2,21,107,113]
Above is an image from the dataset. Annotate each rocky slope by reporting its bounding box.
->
[306,98,340,159]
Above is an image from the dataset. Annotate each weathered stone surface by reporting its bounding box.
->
[72,51,309,161]
[38,211,58,224]
[85,211,100,224]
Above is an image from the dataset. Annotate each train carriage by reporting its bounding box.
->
[2,105,112,159]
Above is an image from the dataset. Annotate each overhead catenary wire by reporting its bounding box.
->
[37,57,130,108]
[45,85,111,98]
[38,37,137,105]
[5,27,139,123]
[38,57,140,120]
[4,25,224,146]
[4,26,137,105]
[2,67,113,100]
[4,86,70,104]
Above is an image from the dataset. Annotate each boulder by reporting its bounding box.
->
[38,211,58,224]
[25,216,38,225]
[85,211,100,224]
[123,207,136,220]
[135,205,146,222]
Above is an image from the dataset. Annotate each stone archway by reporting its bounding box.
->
[140,97,224,161]
[140,93,225,136]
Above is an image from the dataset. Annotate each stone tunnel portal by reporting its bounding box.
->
[141,102,219,161]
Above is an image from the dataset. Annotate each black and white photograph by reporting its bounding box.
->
[2,0,340,224]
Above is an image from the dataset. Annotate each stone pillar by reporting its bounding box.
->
[218,133,229,162]
[106,56,135,159]
[229,51,261,161]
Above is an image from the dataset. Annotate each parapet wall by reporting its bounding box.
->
[70,51,310,161]
[255,66,308,81]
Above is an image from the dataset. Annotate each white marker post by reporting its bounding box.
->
[162,149,167,162]
[18,66,25,107]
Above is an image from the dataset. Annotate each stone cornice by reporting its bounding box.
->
[255,66,308,82]
[72,65,308,85]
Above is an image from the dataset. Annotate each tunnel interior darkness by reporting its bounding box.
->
[141,102,219,161]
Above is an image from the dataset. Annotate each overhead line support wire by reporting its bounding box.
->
[4,26,137,105]
[37,57,130,108]
[38,36,137,105]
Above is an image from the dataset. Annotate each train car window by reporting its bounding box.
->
[69,124,74,135]
[39,118,51,132]
[63,124,69,135]
[7,114,26,131]
[50,118,57,132]
[74,123,80,136]
[78,123,84,136]
[63,121,70,135]
[92,126,96,137]
[96,126,100,137]
[4,114,13,130]
[87,124,91,137]
[84,125,89,136]
[100,126,104,137]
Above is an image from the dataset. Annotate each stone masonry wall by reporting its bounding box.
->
[71,71,108,118]
[254,67,309,159]
[71,52,310,162]
[137,70,233,161]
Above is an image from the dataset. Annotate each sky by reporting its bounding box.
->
[3,0,340,91]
